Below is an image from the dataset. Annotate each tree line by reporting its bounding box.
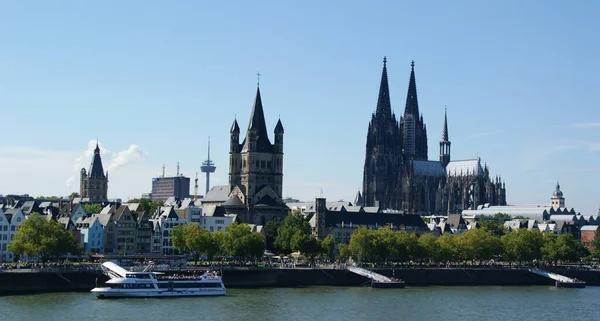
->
[341,225,592,265]
[173,212,336,262]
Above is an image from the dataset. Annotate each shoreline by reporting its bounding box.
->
[0,267,598,296]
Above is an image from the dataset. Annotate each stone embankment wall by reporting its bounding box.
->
[1,267,599,295]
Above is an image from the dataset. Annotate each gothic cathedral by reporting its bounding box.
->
[361,58,506,214]
[80,142,108,202]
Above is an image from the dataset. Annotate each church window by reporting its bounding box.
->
[256,160,259,168]
[267,161,272,169]
[261,160,265,168]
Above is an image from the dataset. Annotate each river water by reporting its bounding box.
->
[1,286,599,321]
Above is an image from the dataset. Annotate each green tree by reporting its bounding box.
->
[418,233,440,262]
[375,227,397,262]
[210,231,227,258]
[348,227,375,262]
[9,213,80,262]
[264,217,282,252]
[554,233,588,262]
[321,234,335,261]
[83,203,102,216]
[290,231,322,262]
[591,231,600,258]
[35,196,62,201]
[172,224,218,262]
[224,223,265,259]
[337,243,351,260]
[456,228,501,263]
[245,232,266,259]
[493,213,512,220]
[68,192,80,201]
[139,199,164,216]
[171,225,187,254]
[275,212,311,253]
[501,229,543,264]
[541,233,558,265]
[436,233,458,262]
[479,218,506,237]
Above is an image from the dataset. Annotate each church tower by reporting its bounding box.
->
[439,108,451,167]
[400,61,428,160]
[550,181,565,208]
[80,142,108,202]
[229,85,284,206]
[362,57,401,209]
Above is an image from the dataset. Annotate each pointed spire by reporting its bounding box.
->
[244,86,272,151]
[376,56,392,115]
[275,118,284,134]
[248,87,268,135]
[442,106,449,141]
[230,118,240,134]
[404,60,419,117]
[89,140,105,179]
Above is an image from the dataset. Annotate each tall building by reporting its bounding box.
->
[151,176,191,202]
[361,58,506,214]
[80,143,108,202]
[226,85,289,224]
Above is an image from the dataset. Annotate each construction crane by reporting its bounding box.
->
[194,172,199,202]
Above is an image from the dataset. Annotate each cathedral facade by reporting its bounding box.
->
[80,143,108,202]
[361,58,506,214]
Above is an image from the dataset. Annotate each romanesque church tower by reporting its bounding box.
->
[228,86,286,221]
[80,142,108,202]
[362,57,402,209]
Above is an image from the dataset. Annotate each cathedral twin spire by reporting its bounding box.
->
[376,57,392,116]
[404,60,420,118]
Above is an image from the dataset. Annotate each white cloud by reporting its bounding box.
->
[107,144,147,172]
[571,122,600,129]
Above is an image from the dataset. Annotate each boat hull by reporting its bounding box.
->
[91,287,226,298]
[371,281,406,289]
[555,281,586,288]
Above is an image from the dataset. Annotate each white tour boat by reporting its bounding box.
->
[91,261,226,298]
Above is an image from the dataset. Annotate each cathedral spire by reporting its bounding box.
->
[442,107,449,141]
[375,56,392,115]
[404,60,419,117]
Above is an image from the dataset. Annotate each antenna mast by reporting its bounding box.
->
[194,172,199,202]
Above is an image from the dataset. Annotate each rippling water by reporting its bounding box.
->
[1,286,599,321]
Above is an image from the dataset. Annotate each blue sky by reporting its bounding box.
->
[1,1,599,214]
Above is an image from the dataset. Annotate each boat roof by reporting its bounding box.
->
[102,261,165,277]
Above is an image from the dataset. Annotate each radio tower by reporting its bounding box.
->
[200,136,216,195]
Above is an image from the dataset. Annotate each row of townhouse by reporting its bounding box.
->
[1,197,247,260]
[0,208,25,262]
[75,202,238,255]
